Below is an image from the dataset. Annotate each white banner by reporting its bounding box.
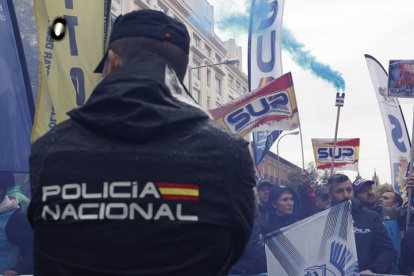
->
[265,201,358,276]
[365,55,410,196]
[248,0,285,89]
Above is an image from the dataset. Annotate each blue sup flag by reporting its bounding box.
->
[265,201,359,276]
[0,0,35,176]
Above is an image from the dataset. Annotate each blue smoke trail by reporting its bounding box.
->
[282,28,345,92]
[216,14,346,92]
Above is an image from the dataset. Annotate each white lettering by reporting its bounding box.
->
[99,203,105,219]
[81,183,102,199]
[42,185,61,201]
[61,204,79,220]
[103,182,109,198]
[154,203,175,220]
[62,184,81,200]
[140,182,160,198]
[78,203,99,219]
[129,203,153,220]
[132,181,138,198]
[109,182,131,198]
[42,205,60,220]
[105,203,128,219]
[176,204,198,221]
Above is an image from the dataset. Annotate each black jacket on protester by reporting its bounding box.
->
[351,201,397,273]
[27,53,256,276]
[399,226,414,275]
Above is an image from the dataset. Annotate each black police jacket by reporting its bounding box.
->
[28,52,255,276]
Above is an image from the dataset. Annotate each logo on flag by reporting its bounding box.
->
[209,73,299,137]
[312,138,360,171]
[388,60,414,98]
[264,201,359,276]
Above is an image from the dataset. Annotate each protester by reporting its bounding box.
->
[256,179,273,219]
[380,191,403,208]
[327,174,396,274]
[0,175,33,276]
[259,185,300,234]
[314,185,330,212]
[399,226,414,275]
[352,178,382,212]
[28,10,255,276]
[296,171,317,218]
[353,177,413,227]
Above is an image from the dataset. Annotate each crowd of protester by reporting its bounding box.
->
[230,172,414,276]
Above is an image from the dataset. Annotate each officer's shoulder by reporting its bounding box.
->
[32,120,74,150]
[202,120,249,146]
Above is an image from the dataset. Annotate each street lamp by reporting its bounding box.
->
[277,130,300,186]
[188,59,240,99]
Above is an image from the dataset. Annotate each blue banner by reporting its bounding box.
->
[253,130,282,166]
[0,0,34,175]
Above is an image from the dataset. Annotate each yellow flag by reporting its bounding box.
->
[32,0,111,141]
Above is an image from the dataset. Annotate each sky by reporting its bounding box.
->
[208,0,414,184]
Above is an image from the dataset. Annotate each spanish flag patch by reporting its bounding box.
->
[156,183,199,201]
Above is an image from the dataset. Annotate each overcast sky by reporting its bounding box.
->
[208,0,414,183]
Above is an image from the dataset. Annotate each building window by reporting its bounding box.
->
[193,59,201,80]
[229,95,235,102]
[262,162,267,175]
[215,78,222,95]
[216,101,221,107]
[205,45,212,58]
[228,75,234,86]
[193,34,201,48]
[206,69,211,87]
[236,81,241,92]
[207,96,211,109]
[242,87,248,94]
[215,54,222,63]
[193,88,201,104]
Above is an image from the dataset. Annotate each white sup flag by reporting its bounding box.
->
[264,201,359,276]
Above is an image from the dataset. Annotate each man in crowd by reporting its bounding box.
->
[352,178,381,211]
[28,10,255,276]
[256,179,273,218]
[380,191,403,208]
[314,185,330,212]
[327,174,396,274]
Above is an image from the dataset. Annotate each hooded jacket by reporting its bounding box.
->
[259,186,300,235]
[28,53,255,276]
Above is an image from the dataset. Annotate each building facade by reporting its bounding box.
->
[111,0,248,111]
[111,0,300,183]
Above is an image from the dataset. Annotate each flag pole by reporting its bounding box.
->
[406,106,414,230]
[330,92,345,175]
